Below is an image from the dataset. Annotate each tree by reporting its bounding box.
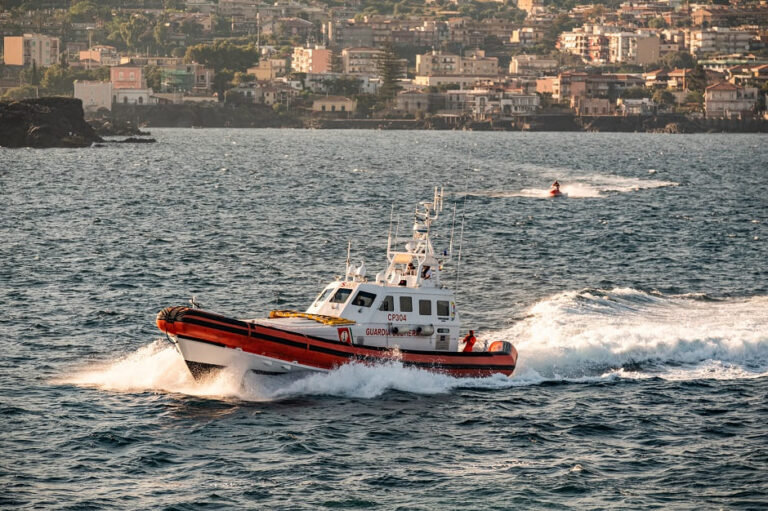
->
[233,71,255,85]
[185,41,259,72]
[21,62,41,86]
[145,65,162,91]
[660,51,695,70]
[652,89,675,108]
[180,18,203,40]
[620,86,652,99]
[376,44,402,102]
[68,1,99,23]
[684,91,704,111]
[2,85,39,100]
[648,17,668,29]
[687,65,707,93]
[213,69,235,100]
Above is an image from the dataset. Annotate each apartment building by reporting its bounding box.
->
[415,50,498,76]
[509,55,558,76]
[292,45,332,74]
[3,33,60,67]
[342,47,383,76]
[687,27,756,56]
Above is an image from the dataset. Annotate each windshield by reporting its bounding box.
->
[329,288,352,304]
[313,287,334,306]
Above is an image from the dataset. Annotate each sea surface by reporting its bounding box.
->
[1,129,767,509]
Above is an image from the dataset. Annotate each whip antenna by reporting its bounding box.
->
[455,151,471,292]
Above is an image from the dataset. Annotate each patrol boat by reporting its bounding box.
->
[156,189,517,379]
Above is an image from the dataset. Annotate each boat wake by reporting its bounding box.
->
[500,288,768,383]
[476,173,678,199]
[63,288,767,402]
[62,340,513,402]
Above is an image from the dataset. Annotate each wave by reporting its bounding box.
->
[496,288,768,381]
[474,173,678,199]
[62,288,767,402]
[61,340,517,402]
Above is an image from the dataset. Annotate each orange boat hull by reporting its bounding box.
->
[157,307,517,379]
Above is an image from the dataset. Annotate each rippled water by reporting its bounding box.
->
[2,130,767,509]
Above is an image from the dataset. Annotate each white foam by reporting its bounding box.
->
[493,288,768,382]
[62,339,266,401]
[62,340,519,401]
[62,289,768,402]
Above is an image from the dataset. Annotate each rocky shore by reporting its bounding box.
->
[0,97,102,148]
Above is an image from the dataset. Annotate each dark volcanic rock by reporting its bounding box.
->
[88,117,150,137]
[0,97,102,148]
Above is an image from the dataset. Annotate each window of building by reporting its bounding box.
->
[329,288,352,304]
[138,96,143,104]
[419,299,432,316]
[119,71,124,80]
[341,106,345,111]
[437,301,449,317]
[399,296,413,312]
[321,105,326,111]
[379,295,394,311]
[123,97,128,104]
[331,105,336,111]
[352,291,376,308]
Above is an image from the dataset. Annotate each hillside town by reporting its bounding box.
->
[2,0,768,130]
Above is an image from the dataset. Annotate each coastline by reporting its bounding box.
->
[101,103,768,133]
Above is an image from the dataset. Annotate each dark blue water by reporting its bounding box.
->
[1,130,767,509]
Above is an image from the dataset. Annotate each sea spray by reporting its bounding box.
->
[498,288,768,380]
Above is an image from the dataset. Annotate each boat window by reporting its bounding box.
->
[437,300,450,317]
[399,296,413,312]
[329,288,352,304]
[379,295,394,311]
[437,328,450,333]
[419,299,432,316]
[313,288,334,306]
[351,291,377,308]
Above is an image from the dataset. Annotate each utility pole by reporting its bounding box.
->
[87,27,93,70]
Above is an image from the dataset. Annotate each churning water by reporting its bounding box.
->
[1,130,767,509]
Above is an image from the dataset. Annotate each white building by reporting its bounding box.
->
[342,47,383,76]
[113,88,157,106]
[74,80,113,112]
[416,50,498,76]
[705,81,758,118]
[688,28,756,56]
[509,54,558,75]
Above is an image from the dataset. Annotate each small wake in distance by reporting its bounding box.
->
[476,174,678,199]
[63,288,767,402]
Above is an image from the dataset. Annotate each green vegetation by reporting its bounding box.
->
[184,40,260,99]
[184,41,260,72]
[376,44,402,102]
[3,64,110,99]
[619,86,652,99]
[652,89,675,108]
[458,0,526,22]
[659,51,696,70]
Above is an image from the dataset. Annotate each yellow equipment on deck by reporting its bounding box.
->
[269,310,356,326]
